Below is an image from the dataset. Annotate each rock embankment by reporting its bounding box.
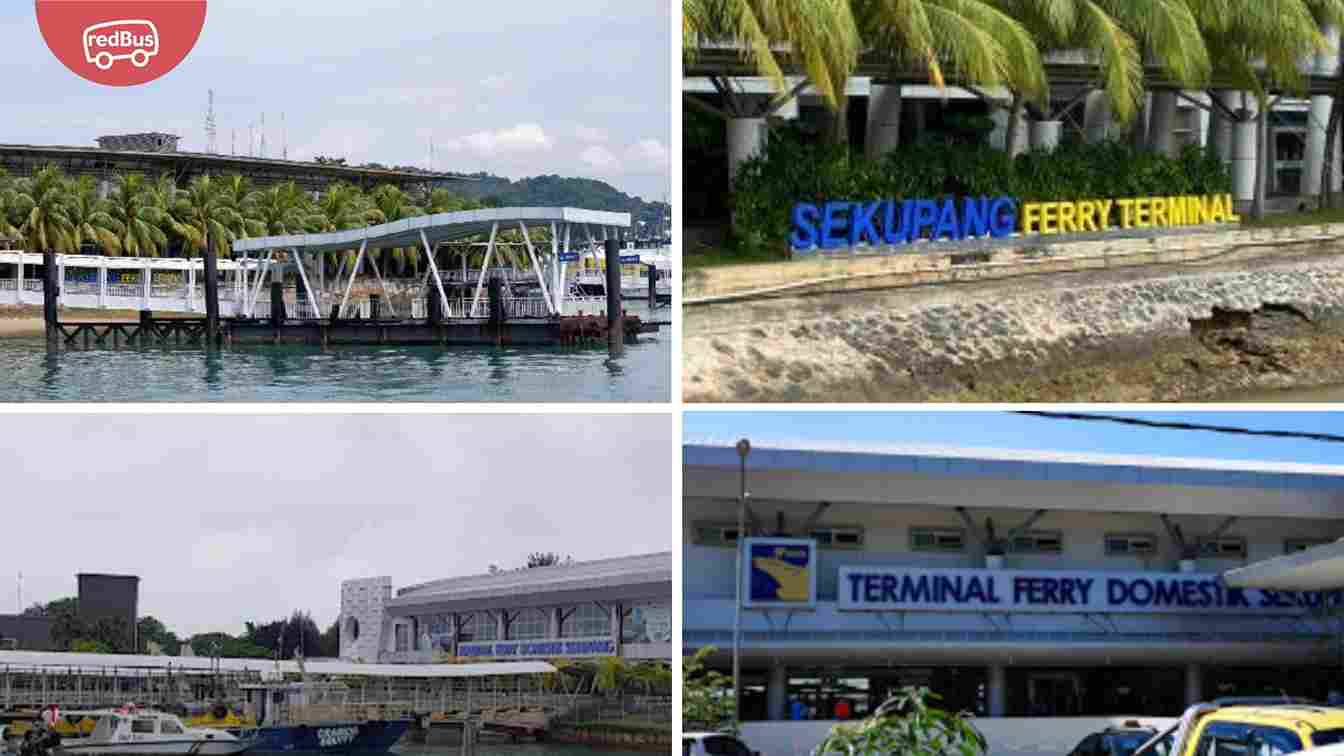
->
[684,249,1344,402]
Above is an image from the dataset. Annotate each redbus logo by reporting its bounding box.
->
[83,20,160,70]
[35,1,207,87]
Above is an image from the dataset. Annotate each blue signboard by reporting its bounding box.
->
[558,252,580,262]
[742,538,817,609]
[619,254,641,264]
[457,637,615,658]
[838,566,1344,615]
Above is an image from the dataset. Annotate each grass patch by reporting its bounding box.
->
[1243,207,1344,228]
[684,244,790,271]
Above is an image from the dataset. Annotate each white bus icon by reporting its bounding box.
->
[83,19,160,70]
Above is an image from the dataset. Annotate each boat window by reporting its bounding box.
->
[132,718,156,734]
[160,720,184,735]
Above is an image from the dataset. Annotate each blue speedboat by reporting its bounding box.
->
[241,720,410,756]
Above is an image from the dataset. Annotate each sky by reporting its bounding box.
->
[683,411,1344,466]
[2,1,671,201]
[2,413,673,638]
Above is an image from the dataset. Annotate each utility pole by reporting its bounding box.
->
[732,438,751,727]
[260,112,267,159]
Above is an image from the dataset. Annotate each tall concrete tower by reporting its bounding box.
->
[339,577,392,662]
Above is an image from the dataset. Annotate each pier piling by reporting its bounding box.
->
[42,250,58,344]
[427,287,442,324]
[647,262,657,310]
[203,244,220,346]
[270,280,286,329]
[369,294,382,321]
[487,277,504,335]
[604,238,624,356]
[139,310,152,345]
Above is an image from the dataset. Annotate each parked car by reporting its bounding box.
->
[1068,723,1162,756]
[1135,698,1344,756]
[683,732,760,756]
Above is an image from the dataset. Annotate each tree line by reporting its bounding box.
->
[22,598,338,659]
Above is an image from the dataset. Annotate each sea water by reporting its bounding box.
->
[0,304,670,402]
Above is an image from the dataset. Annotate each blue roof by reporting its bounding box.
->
[683,438,1344,492]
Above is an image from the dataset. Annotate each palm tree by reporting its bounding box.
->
[66,175,121,255]
[249,181,315,237]
[169,174,244,259]
[107,173,170,258]
[0,169,25,246]
[989,0,1209,154]
[368,184,424,276]
[16,164,76,256]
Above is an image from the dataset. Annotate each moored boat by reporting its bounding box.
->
[53,711,248,756]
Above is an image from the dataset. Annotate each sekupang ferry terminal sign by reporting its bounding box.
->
[790,193,1240,252]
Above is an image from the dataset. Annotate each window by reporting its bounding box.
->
[345,617,359,641]
[1197,536,1247,559]
[1071,734,1103,756]
[1105,533,1159,556]
[623,603,672,643]
[1252,726,1303,756]
[562,604,608,638]
[695,524,740,546]
[160,720,183,735]
[458,613,497,642]
[811,527,864,549]
[1285,538,1332,554]
[132,718,156,734]
[508,608,547,640]
[1310,730,1344,747]
[1011,530,1064,554]
[911,527,967,553]
[394,624,410,652]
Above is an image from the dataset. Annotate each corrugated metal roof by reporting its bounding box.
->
[684,437,1344,491]
[0,651,552,678]
[390,552,671,607]
[233,207,631,254]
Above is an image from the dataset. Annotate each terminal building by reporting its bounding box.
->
[340,552,672,665]
[683,438,1344,722]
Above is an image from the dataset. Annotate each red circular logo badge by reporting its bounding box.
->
[35,0,207,87]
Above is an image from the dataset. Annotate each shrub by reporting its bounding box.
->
[729,127,1232,255]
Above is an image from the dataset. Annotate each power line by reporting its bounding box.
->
[1015,412,1344,444]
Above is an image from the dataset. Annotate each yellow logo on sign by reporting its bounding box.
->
[754,552,811,602]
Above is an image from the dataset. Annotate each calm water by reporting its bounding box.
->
[0,305,669,402]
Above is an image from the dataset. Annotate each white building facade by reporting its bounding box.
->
[684,439,1344,723]
[339,553,672,665]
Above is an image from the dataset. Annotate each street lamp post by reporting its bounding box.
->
[732,438,750,726]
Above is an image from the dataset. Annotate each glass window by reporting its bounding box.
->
[1105,534,1158,556]
[1072,735,1101,756]
[508,608,547,640]
[1012,531,1064,554]
[911,528,966,553]
[132,718,155,734]
[562,605,608,638]
[623,603,672,643]
[394,624,410,652]
[458,613,497,642]
[1253,726,1303,756]
[1311,730,1344,748]
[1107,733,1155,756]
[160,720,183,735]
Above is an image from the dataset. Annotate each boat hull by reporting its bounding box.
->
[57,740,248,756]
[238,721,410,756]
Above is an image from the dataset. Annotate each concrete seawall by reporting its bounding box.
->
[684,240,1344,402]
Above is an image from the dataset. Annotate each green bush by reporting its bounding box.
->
[730,126,1232,254]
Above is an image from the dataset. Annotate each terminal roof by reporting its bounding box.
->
[233,207,631,255]
[684,437,1344,492]
[387,552,671,614]
[0,650,553,678]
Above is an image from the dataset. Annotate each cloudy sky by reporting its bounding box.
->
[2,1,671,200]
[2,414,673,638]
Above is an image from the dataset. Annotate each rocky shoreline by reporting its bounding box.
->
[684,248,1344,402]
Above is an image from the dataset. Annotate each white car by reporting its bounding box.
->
[683,732,760,756]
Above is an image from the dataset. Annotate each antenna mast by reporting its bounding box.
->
[205,89,217,154]
[260,113,267,159]
[282,112,288,161]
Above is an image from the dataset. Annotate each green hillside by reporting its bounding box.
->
[448,173,670,235]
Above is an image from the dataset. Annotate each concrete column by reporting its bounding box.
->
[1305,27,1339,198]
[1185,663,1202,706]
[989,108,1008,150]
[1082,92,1112,143]
[1210,91,1239,163]
[727,117,768,181]
[1232,96,1259,202]
[988,664,1007,716]
[866,83,902,158]
[1029,120,1063,152]
[1149,91,1179,156]
[768,661,788,721]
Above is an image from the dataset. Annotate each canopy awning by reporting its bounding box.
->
[233,207,631,255]
[0,650,553,678]
[1223,539,1344,591]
